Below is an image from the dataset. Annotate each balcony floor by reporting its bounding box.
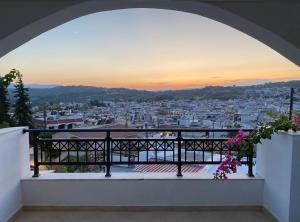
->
[13,208,277,222]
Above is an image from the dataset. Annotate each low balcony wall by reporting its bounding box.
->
[21,172,263,207]
[0,127,29,222]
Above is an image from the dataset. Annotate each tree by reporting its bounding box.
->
[0,83,10,124]
[0,69,20,127]
[13,73,33,127]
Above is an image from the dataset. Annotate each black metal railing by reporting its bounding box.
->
[23,128,254,178]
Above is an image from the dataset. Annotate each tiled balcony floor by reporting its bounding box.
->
[13,208,277,222]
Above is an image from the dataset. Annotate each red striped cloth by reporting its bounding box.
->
[135,164,202,173]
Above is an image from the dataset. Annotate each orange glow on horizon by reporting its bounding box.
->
[23,70,300,90]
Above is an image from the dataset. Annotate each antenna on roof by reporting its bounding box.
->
[289,88,294,121]
[43,105,47,129]
[125,112,128,128]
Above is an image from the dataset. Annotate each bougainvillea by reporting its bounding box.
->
[292,114,300,128]
[214,115,298,180]
[213,154,241,180]
[227,129,246,145]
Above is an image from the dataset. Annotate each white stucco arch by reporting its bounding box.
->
[0,0,299,66]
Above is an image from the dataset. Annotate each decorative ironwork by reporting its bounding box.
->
[24,128,254,178]
[37,139,106,165]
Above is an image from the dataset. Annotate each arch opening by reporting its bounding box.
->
[0,0,300,66]
[1,8,298,90]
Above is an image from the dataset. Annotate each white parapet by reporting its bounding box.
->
[0,127,30,222]
[256,131,300,222]
[21,172,263,207]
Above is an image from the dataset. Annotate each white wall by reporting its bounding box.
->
[0,127,30,222]
[256,131,300,222]
[22,173,263,207]
[289,134,300,222]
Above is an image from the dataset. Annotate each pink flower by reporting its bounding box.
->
[214,129,246,180]
[292,115,300,126]
[228,129,246,145]
[214,153,241,180]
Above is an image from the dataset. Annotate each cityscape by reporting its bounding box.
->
[31,84,299,131]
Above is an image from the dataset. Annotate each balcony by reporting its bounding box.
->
[1,127,300,222]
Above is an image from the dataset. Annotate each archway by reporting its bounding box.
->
[0,0,299,66]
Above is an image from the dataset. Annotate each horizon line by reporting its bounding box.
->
[14,79,300,91]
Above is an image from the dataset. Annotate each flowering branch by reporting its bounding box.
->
[214,115,300,180]
[213,154,241,180]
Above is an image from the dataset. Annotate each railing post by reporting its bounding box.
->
[105,131,111,177]
[177,131,183,177]
[248,145,254,177]
[32,132,39,177]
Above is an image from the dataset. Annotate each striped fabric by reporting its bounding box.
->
[135,164,203,173]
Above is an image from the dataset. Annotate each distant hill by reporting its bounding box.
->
[8,83,61,89]
[8,80,300,105]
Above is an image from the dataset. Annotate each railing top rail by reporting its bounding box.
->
[36,137,231,141]
[23,128,253,133]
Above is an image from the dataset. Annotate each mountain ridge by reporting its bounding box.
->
[8,80,300,105]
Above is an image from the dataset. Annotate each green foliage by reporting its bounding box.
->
[236,115,295,161]
[0,69,20,88]
[0,84,10,124]
[13,73,33,127]
[0,69,20,126]
[266,110,274,117]
[265,109,284,120]
[0,121,10,129]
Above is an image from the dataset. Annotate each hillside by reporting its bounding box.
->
[8,80,300,105]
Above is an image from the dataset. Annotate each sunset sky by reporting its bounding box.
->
[0,8,299,90]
